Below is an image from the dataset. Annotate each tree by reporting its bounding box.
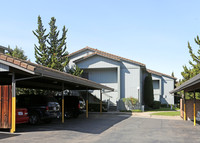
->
[33,16,82,75]
[181,36,200,82]
[143,73,154,107]
[171,72,174,77]
[69,65,83,76]
[6,46,27,60]
[33,16,49,66]
[47,17,69,71]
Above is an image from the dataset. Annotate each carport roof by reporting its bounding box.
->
[0,53,114,91]
[170,73,200,93]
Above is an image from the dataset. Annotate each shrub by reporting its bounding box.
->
[88,103,107,112]
[143,73,154,107]
[122,97,138,105]
[151,101,161,109]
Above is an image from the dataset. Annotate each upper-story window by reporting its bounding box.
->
[153,80,159,89]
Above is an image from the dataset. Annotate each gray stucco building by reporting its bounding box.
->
[68,46,176,108]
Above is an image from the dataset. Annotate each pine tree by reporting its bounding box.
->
[33,16,82,75]
[47,17,69,71]
[181,36,200,82]
[171,72,174,77]
[33,16,49,66]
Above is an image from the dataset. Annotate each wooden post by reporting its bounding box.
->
[100,90,102,113]
[10,73,16,133]
[183,91,186,121]
[86,89,88,118]
[194,91,196,126]
[62,83,64,123]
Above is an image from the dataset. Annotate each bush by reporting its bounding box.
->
[88,103,107,112]
[151,101,161,109]
[160,104,168,108]
[122,97,138,105]
[143,73,154,106]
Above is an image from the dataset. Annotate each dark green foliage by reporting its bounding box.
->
[143,73,154,106]
[150,101,161,109]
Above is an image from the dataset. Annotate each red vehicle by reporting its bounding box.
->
[16,108,29,124]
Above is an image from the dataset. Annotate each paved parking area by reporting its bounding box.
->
[0,112,200,143]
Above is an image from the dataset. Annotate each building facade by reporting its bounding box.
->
[68,46,176,108]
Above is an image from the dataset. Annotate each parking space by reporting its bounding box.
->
[1,113,200,143]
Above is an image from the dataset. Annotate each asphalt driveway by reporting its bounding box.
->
[0,112,200,143]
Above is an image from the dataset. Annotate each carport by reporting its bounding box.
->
[170,73,200,126]
[0,53,113,133]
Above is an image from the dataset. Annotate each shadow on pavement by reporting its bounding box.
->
[0,129,20,140]
[15,112,132,134]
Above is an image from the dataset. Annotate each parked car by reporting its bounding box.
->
[55,96,81,118]
[17,94,60,124]
[16,108,29,124]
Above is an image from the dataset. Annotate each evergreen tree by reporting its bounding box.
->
[69,65,83,76]
[33,16,49,66]
[143,73,154,107]
[171,72,174,77]
[47,17,69,71]
[33,16,82,75]
[181,36,200,82]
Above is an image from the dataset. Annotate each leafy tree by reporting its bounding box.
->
[6,46,27,60]
[143,73,154,107]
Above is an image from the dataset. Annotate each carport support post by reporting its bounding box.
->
[184,91,186,121]
[194,91,196,126]
[10,73,16,133]
[86,89,88,118]
[62,83,64,123]
[100,90,102,113]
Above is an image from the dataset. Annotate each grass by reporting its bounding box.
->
[120,109,142,112]
[145,107,179,112]
[151,111,180,116]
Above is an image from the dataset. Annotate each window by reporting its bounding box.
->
[153,80,159,89]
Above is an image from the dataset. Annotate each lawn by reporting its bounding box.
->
[151,111,180,116]
[146,107,179,112]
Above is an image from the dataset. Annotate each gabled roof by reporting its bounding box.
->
[74,52,121,63]
[147,69,177,80]
[0,53,114,91]
[68,46,146,67]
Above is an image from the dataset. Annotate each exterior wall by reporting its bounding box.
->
[180,99,200,120]
[151,74,162,102]
[151,74,175,104]
[162,76,175,105]
[68,49,94,68]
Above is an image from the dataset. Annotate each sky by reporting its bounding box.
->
[1,0,200,80]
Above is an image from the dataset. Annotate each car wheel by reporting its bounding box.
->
[29,112,40,125]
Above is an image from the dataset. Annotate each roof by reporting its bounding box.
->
[0,45,13,53]
[74,52,121,63]
[68,46,146,67]
[170,73,200,93]
[0,53,114,91]
[147,69,177,80]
